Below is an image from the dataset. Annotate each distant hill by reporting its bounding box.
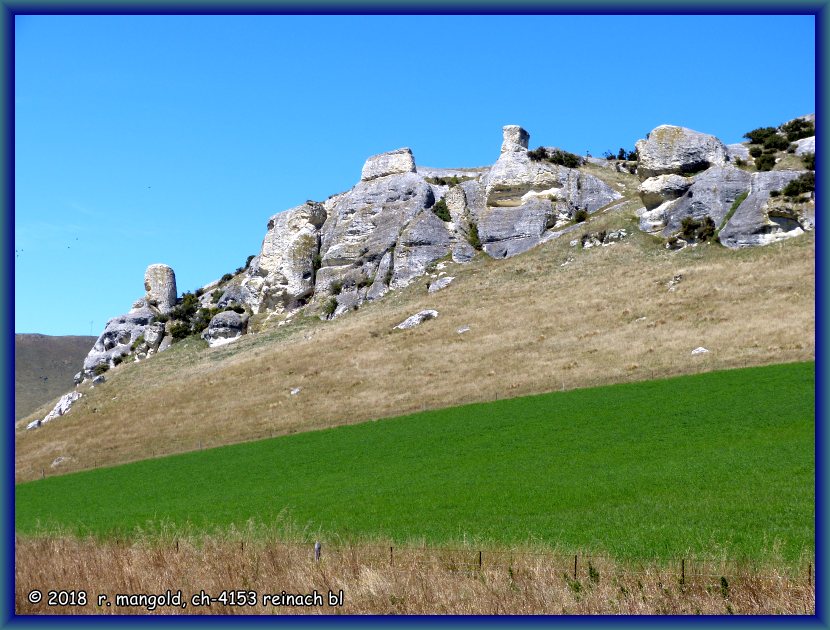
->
[15,334,95,421]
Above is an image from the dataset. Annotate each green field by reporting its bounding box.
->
[16,362,814,563]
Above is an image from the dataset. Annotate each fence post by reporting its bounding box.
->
[681,558,685,585]
[479,550,482,569]
[175,539,179,553]
[574,554,578,580]
[241,541,244,553]
[314,540,321,562]
[390,546,393,566]
[808,562,812,586]
[41,468,44,479]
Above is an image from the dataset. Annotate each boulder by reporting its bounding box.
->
[794,136,815,156]
[661,166,752,236]
[691,347,709,355]
[394,310,439,330]
[242,201,326,313]
[82,306,156,378]
[718,170,810,249]
[726,143,750,161]
[391,210,452,288]
[201,310,249,348]
[144,264,177,313]
[638,174,692,210]
[27,391,82,429]
[92,375,106,386]
[635,125,728,180]
[428,276,455,293]
[361,148,416,181]
[501,124,530,154]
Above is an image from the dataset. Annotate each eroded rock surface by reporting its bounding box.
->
[201,311,249,347]
[636,125,728,180]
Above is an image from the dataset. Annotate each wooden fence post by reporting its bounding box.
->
[681,558,685,585]
[574,554,578,580]
[808,562,812,586]
[390,546,393,566]
[479,550,482,569]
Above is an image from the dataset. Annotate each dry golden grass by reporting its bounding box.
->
[15,535,814,615]
[15,203,815,482]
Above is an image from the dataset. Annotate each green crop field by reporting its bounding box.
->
[16,362,814,563]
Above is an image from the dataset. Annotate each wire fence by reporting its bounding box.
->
[158,539,813,587]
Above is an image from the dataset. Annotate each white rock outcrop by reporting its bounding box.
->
[394,310,438,330]
[636,125,728,180]
[242,201,326,313]
[500,124,530,153]
[27,391,82,430]
[201,311,249,347]
[360,148,416,181]
[144,264,177,313]
[637,174,692,210]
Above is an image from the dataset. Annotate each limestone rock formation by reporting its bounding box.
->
[428,276,454,293]
[82,306,155,377]
[394,310,438,330]
[794,136,815,156]
[501,125,530,153]
[201,311,249,347]
[81,264,177,379]
[660,166,752,236]
[635,125,728,180]
[638,174,692,210]
[480,126,620,258]
[361,148,416,181]
[144,264,177,313]
[26,391,82,430]
[241,201,326,313]
[718,170,810,248]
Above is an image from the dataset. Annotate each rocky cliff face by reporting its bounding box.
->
[634,122,814,249]
[58,118,813,411]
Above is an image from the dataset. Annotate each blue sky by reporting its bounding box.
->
[15,14,815,336]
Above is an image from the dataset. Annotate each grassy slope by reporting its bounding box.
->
[14,194,815,481]
[16,362,814,563]
[14,334,96,421]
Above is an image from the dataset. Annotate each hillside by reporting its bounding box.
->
[15,195,815,481]
[14,334,96,421]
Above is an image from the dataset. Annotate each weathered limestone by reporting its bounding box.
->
[144,264,177,313]
[361,148,416,181]
[82,306,155,378]
[394,310,438,330]
[26,391,82,430]
[501,125,530,153]
[635,125,728,180]
[660,166,752,236]
[718,170,810,248]
[242,201,326,313]
[201,310,249,347]
[428,276,454,293]
[638,174,692,210]
[794,136,815,156]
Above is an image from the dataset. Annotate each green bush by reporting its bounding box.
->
[330,280,343,295]
[467,221,482,250]
[220,273,233,283]
[680,216,701,239]
[211,289,223,304]
[245,254,255,268]
[749,146,763,158]
[573,208,589,223]
[93,363,109,376]
[153,313,169,324]
[548,149,582,168]
[803,153,815,171]
[743,126,778,145]
[170,292,199,321]
[224,304,245,314]
[786,143,797,154]
[781,118,814,142]
[782,172,815,198]
[169,321,192,341]
[770,190,781,198]
[697,216,716,241]
[321,297,338,318]
[763,133,789,151]
[755,153,776,171]
[735,157,746,167]
[431,198,452,222]
[527,146,547,161]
